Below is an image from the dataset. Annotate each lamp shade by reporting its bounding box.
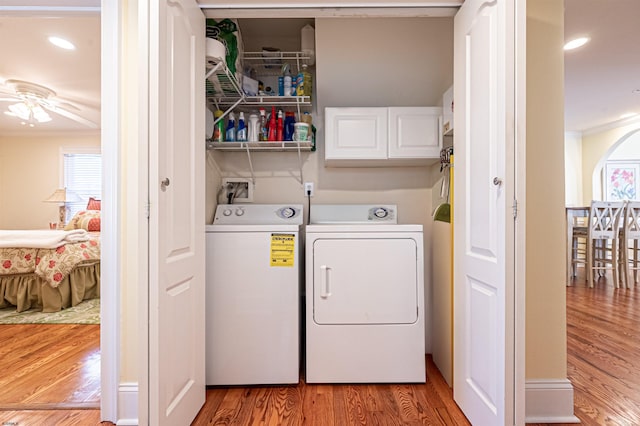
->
[44,188,83,203]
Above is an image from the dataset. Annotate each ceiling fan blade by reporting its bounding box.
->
[41,97,81,112]
[42,104,99,129]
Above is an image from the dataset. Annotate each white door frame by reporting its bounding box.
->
[0,1,118,422]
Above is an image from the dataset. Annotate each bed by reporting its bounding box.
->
[0,208,101,313]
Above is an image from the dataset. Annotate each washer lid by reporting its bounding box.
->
[309,204,398,224]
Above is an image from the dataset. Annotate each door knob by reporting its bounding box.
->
[161,178,170,189]
[493,177,502,186]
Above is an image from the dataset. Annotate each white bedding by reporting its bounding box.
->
[0,229,89,249]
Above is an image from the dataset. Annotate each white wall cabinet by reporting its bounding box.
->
[325,106,442,166]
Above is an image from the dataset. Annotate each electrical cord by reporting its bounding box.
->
[306,189,311,225]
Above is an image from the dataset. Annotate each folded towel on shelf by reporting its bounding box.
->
[0,229,90,249]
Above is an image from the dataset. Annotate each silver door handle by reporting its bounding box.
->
[493,177,502,186]
[161,178,170,189]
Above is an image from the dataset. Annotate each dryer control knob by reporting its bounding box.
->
[374,207,388,219]
[235,208,245,216]
[223,209,232,216]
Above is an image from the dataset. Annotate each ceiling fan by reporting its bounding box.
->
[0,79,98,129]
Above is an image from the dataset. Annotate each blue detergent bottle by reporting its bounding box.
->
[225,112,236,142]
[237,112,247,141]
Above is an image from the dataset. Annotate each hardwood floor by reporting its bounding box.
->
[3,276,640,425]
[0,324,101,424]
[192,355,470,426]
[563,275,640,425]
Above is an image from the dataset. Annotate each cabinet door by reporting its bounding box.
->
[325,107,388,160]
[388,107,442,159]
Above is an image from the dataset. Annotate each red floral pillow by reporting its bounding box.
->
[86,197,101,210]
[64,210,101,232]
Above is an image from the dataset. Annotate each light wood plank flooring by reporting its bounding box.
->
[2,276,640,425]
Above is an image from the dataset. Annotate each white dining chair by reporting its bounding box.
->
[586,200,626,288]
[568,213,589,283]
[620,200,640,288]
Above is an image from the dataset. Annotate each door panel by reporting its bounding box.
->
[313,238,418,324]
[453,0,515,424]
[149,0,205,424]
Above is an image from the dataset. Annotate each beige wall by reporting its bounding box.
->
[0,133,100,230]
[525,0,567,379]
[582,123,640,203]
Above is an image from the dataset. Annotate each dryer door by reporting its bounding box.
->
[312,237,418,325]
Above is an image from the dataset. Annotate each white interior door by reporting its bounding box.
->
[148,0,206,424]
[453,0,517,424]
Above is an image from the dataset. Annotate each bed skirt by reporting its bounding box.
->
[0,263,100,313]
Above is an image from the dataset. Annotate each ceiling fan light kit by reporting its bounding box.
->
[0,79,97,129]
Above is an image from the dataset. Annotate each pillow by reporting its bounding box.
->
[87,197,101,210]
[64,210,101,232]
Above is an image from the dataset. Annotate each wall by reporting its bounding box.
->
[525,0,567,380]
[0,133,100,229]
[582,123,640,202]
[564,131,583,206]
[207,17,454,353]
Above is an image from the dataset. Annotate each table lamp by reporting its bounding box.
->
[44,188,82,229]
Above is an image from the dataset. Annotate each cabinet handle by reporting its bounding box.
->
[493,177,502,186]
[161,178,170,189]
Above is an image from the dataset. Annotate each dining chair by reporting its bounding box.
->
[586,200,626,288]
[569,214,588,283]
[620,200,640,288]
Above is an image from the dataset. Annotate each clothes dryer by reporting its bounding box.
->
[305,204,425,383]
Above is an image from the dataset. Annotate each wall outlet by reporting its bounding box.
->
[304,182,314,197]
[222,178,253,203]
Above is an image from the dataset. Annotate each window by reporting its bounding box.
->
[63,152,102,221]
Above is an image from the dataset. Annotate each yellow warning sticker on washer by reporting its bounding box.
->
[270,233,295,267]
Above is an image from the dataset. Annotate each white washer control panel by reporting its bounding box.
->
[213,204,303,225]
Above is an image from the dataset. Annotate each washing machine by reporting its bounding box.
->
[305,204,425,383]
[205,204,303,385]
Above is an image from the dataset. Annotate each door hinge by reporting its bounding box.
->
[145,202,150,219]
[512,199,518,219]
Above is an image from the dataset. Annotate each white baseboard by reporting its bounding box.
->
[116,382,139,426]
[525,379,580,423]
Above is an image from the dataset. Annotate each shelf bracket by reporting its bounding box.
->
[244,143,256,186]
[297,142,304,185]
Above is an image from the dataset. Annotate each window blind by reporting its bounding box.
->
[63,153,102,221]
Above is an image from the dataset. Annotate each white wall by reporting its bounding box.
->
[608,130,640,160]
[0,133,100,229]
[564,131,583,206]
[581,122,640,202]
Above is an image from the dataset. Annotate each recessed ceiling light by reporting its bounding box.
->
[48,36,75,50]
[564,37,590,51]
[620,112,638,119]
